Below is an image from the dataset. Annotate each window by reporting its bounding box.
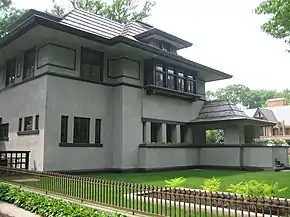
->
[187,75,196,94]
[35,115,39,130]
[0,123,9,139]
[166,124,174,142]
[16,57,23,78]
[60,116,68,143]
[18,118,22,132]
[155,64,165,87]
[73,117,90,143]
[81,48,103,82]
[159,41,171,52]
[177,72,185,91]
[181,125,186,143]
[151,123,161,143]
[167,68,176,89]
[23,48,36,79]
[24,116,33,131]
[95,119,101,143]
[6,58,16,86]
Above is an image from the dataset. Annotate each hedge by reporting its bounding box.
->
[0,183,124,217]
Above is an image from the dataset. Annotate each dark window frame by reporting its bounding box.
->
[148,60,197,94]
[23,47,36,80]
[159,41,171,52]
[0,123,9,139]
[95,119,101,143]
[35,115,39,130]
[80,47,104,82]
[73,117,90,144]
[5,58,17,86]
[18,118,22,132]
[155,64,166,87]
[60,115,68,143]
[24,116,33,131]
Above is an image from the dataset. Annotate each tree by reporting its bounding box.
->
[255,0,290,50]
[69,0,156,23]
[206,130,224,144]
[0,0,24,37]
[51,0,65,16]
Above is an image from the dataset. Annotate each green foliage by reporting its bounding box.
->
[253,138,289,146]
[207,84,290,109]
[206,130,224,144]
[69,0,156,23]
[165,177,187,188]
[227,180,287,197]
[201,177,221,192]
[255,0,290,50]
[0,183,123,217]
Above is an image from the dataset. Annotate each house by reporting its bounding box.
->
[0,9,287,172]
[246,98,290,143]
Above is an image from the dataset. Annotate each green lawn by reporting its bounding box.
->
[82,169,290,198]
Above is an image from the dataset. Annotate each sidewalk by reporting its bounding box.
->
[0,202,40,217]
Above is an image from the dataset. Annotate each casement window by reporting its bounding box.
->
[5,58,16,86]
[35,115,39,130]
[167,68,176,89]
[151,123,161,143]
[95,119,101,143]
[159,41,171,52]
[80,48,103,82]
[18,118,22,131]
[177,72,186,92]
[23,48,36,79]
[155,64,165,87]
[187,75,196,94]
[73,117,90,143]
[24,116,33,131]
[166,124,174,142]
[180,125,186,143]
[60,116,68,143]
[0,123,9,139]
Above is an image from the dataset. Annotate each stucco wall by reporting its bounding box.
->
[243,147,273,168]
[0,77,47,170]
[43,75,114,171]
[138,147,199,169]
[200,147,240,167]
[272,147,288,166]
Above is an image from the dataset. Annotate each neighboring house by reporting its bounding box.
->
[246,98,290,143]
[0,9,286,172]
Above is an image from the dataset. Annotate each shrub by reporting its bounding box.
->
[0,183,123,217]
[227,180,287,197]
[253,138,289,146]
[201,177,221,192]
[165,177,187,188]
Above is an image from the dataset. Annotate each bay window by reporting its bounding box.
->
[188,75,196,94]
[6,58,16,86]
[167,68,176,89]
[155,64,165,87]
[177,72,185,91]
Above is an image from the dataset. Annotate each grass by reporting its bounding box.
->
[82,169,290,198]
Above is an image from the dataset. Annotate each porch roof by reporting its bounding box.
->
[190,100,276,126]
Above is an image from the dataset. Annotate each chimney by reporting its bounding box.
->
[266,98,286,107]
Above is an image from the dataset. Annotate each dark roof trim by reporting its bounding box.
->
[1,13,232,80]
[8,9,62,32]
[134,28,193,48]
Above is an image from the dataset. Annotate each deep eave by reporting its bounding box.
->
[134,28,193,49]
[1,12,232,82]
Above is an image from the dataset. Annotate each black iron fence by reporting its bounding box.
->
[0,166,289,217]
[0,151,29,169]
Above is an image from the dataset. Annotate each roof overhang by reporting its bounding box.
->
[1,11,232,82]
[189,116,276,127]
[134,28,193,50]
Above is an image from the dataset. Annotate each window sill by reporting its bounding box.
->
[144,85,202,102]
[59,143,103,147]
[0,137,9,141]
[17,130,39,136]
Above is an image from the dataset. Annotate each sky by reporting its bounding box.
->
[13,0,290,92]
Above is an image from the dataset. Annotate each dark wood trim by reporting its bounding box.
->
[107,57,141,80]
[59,143,103,147]
[0,137,9,141]
[141,117,186,125]
[37,43,77,71]
[17,130,39,136]
[144,84,202,102]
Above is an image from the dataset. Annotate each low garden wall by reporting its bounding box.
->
[138,144,289,170]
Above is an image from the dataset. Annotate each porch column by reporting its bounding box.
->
[193,127,206,145]
[172,125,181,143]
[224,125,245,145]
[161,123,167,143]
[185,127,194,144]
[144,122,151,143]
[67,116,73,143]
